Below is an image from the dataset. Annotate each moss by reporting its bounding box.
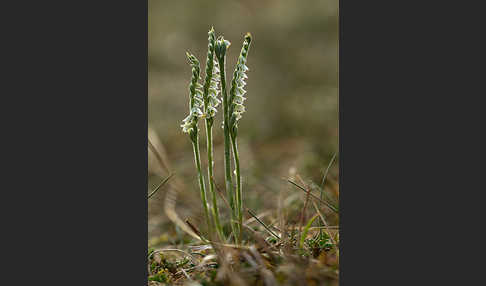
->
[148,270,168,283]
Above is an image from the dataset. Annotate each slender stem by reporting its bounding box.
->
[191,136,212,234]
[231,135,243,242]
[218,56,238,244]
[205,119,224,240]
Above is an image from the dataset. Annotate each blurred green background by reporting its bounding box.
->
[148,0,338,243]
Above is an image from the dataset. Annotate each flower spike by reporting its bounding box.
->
[181,52,204,141]
[228,33,252,135]
[202,27,221,119]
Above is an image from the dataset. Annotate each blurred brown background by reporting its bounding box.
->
[148,0,338,244]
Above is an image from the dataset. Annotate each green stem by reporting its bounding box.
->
[205,119,224,240]
[231,135,243,242]
[218,56,238,244]
[191,135,212,235]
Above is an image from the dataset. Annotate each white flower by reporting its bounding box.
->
[240,64,249,72]
[234,95,246,104]
[234,104,245,113]
[236,86,246,96]
[181,114,195,133]
[191,107,203,117]
[181,52,203,135]
[237,79,246,87]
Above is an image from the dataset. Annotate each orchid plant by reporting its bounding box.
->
[182,28,252,244]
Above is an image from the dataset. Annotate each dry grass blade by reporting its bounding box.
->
[211,177,236,243]
[320,153,337,190]
[287,179,338,213]
[309,226,339,230]
[148,129,202,241]
[180,268,191,280]
[186,219,207,242]
[244,210,271,225]
[164,186,200,240]
[212,177,231,211]
[148,173,174,199]
[247,208,280,240]
[312,201,339,257]
[297,175,312,241]
[148,135,170,175]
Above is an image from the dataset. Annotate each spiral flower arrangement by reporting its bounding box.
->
[229,33,251,135]
[181,53,204,139]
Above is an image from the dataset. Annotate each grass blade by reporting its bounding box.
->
[148,173,174,199]
[319,153,337,235]
[320,153,337,196]
[297,175,312,242]
[299,214,318,249]
[312,201,339,258]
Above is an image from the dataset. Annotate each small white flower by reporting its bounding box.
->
[191,107,203,117]
[237,79,246,87]
[234,104,245,113]
[236,86,246,96]
[209,96,221,107]
[239,72,248,80]
[234,95,246,104]
[181,115,195,133]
